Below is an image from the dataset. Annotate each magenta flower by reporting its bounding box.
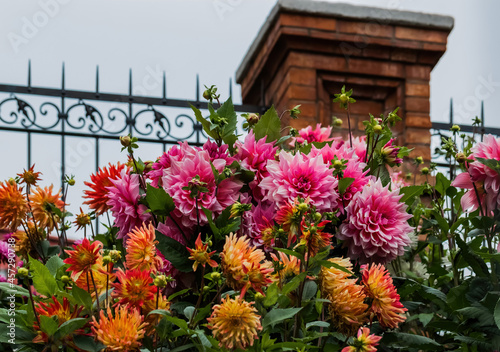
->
[294,123,333,145]
[381,139,403,166]
[203,140,236,166]
[260,151,339,211]
[390,171,410,189]
[0,240,9,264]
[452,134,500,214]
[148,142,199,187]
[106,169,151,239]
[162,150,242,228]
[235,131,278,200]
[338,180,413,264]
[241,200,275,249]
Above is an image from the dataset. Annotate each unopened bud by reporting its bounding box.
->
[373,125,383,134]
[333,118,343,127]
[415,156,424,165]
[421,167,430,175]
[18,267,29,278]
[333,159,343,169]
[203,90,211,101]
[61,275,70,284]
[314,212,322,222]
[451,124,461,132]
[120,135,131,147]
[254,292,264,301]
[109,249,121,263]
[154,275,168,288]
[298,203,308,212]
[339,94,348,104]
[67,178,75,186]
[246,113,260,126]
[211,272,221,281]
[102,255,112,265]
[456,152,467,163]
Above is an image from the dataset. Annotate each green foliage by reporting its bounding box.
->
[253,106,281,143]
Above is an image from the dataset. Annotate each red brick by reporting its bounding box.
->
[405,128,431,144]
[395,26,448,43]
[405,113,432,128]
[391,49,417,63]
[281,26,310,37]
[406,97,430,112]
[337,20,394,38]
[406,82,430,97]
[284,84,317,101]
[287,67,316,86]
[405,65,431,80]
[349,100,383,115]
[348,58,404,78]
[408,144,432,161]
[290,116,318,130]
[280,13,336,31]
[287,100,317,118]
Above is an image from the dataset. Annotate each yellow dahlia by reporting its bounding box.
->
[125,223,163,272]
[221,233,273,297]
[362,263,407,329]
[143,293,171,334]
[0,180,28,230]
[341,327,382,352]
[30,185,65,231]
[270,251,301,286]
[74,258,115,300]
[297,219,332,257]
[187,233,217,272]
[112,268,156,308]
[207,296,262,350]
[91,305,147,351]
[320,258,368,336]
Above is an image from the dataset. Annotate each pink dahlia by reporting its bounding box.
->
[338,180,413,264]
[241,200,275,249]
[0,240,9,264]
[147,142,199,187]
[107,170,151,239]
[162,150,242,228]
[236,131,278,200]
[294,123,333,145]
[308,143,371,210]
[260,151,339,211]
[203,140,236,166]
[452,134,500,214]
[390,170,410,189]
[381,138,403,166]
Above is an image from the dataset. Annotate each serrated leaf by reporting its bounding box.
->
[190,104,217,140]
[399,185,426,206]
[253,106,281,143]
[29,256,57,296]
[46,255,64,276]
[263,282,279,307]
[71,285,93,311]
[145,184,175,216]
[39,315,58,336]
[338,177,354,195]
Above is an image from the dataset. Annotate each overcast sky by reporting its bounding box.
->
[0,0,498,235]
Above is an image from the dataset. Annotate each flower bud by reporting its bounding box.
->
[421,167,430,175]
[67,178,75,186]
[61,275,70,284]
[203,90,211,101]
[109,249,122,263]
[314,212,322,222]
[154,275,168,288]
[333,118,343,127]
[339,94,349,104]
[120,135,131,147]
[210,272,221,281]
[18,267,29,278]
[202,286,211,294]
[373,125,383,134]
[451,124,461,132]
[254,292,264,301]
[415,156,424,164]
[298,203,308,212]
[102,255,112,265]
[8,178,16,186]
[246,113,260,126]
[455,152,467,163]
[333,159,343,169]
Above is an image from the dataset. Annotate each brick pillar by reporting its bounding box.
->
[236,0,453,163]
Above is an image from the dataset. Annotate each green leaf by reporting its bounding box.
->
[46,255,64,276]
[281,272,306,295]
[399,185,426,206]
[274,247,304,261]
[302,280,318,301]
[71,285,93,311]
[190,104,217,140]
[476,157,500,175]
[184,306,195,320]
[305,321,330,330]
[263,282,279,307]
[0,282,29,296]
[145,184,175,216]
[338,178,354,195]
[455,235,489,278]
[218,97,238,144]
[29,256,57,296]
[168,288,190,301]
[54,318,87,340]
[435,172,451,195]
[39,315,59,336]
[253,106,281,143]
[73,335,107,352]
[155,230,193,272]
[262,307,302,329]
[383,332,443,350]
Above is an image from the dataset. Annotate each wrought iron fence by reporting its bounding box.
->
[431,98,500,178]
[0,61,265,190]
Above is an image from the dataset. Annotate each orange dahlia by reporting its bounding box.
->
[297,219,332,257]
[270,251,301,286]
[84,162,126,215]
[341,327,382,352]
[30,185,64,231]
[187,233,217,272]
[320,258,368,336]
[33,297,84,344]
[362,263,407,329]
[0,180,28,230]
[221,233,273,298]
[125,223,163,272]
[275,198,305,246]
[64,238,103,281]
[17,165,42,186]
[112,268,156,308]
[207,296,262,350]
[91,305,147,351]
[143,293,171,333]
[74,207,91,231]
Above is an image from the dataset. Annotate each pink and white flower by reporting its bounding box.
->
[338,179,413,264]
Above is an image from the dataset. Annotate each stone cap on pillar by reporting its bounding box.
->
[236,0,453,162]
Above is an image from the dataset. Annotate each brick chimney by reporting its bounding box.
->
[236,0,453,162]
